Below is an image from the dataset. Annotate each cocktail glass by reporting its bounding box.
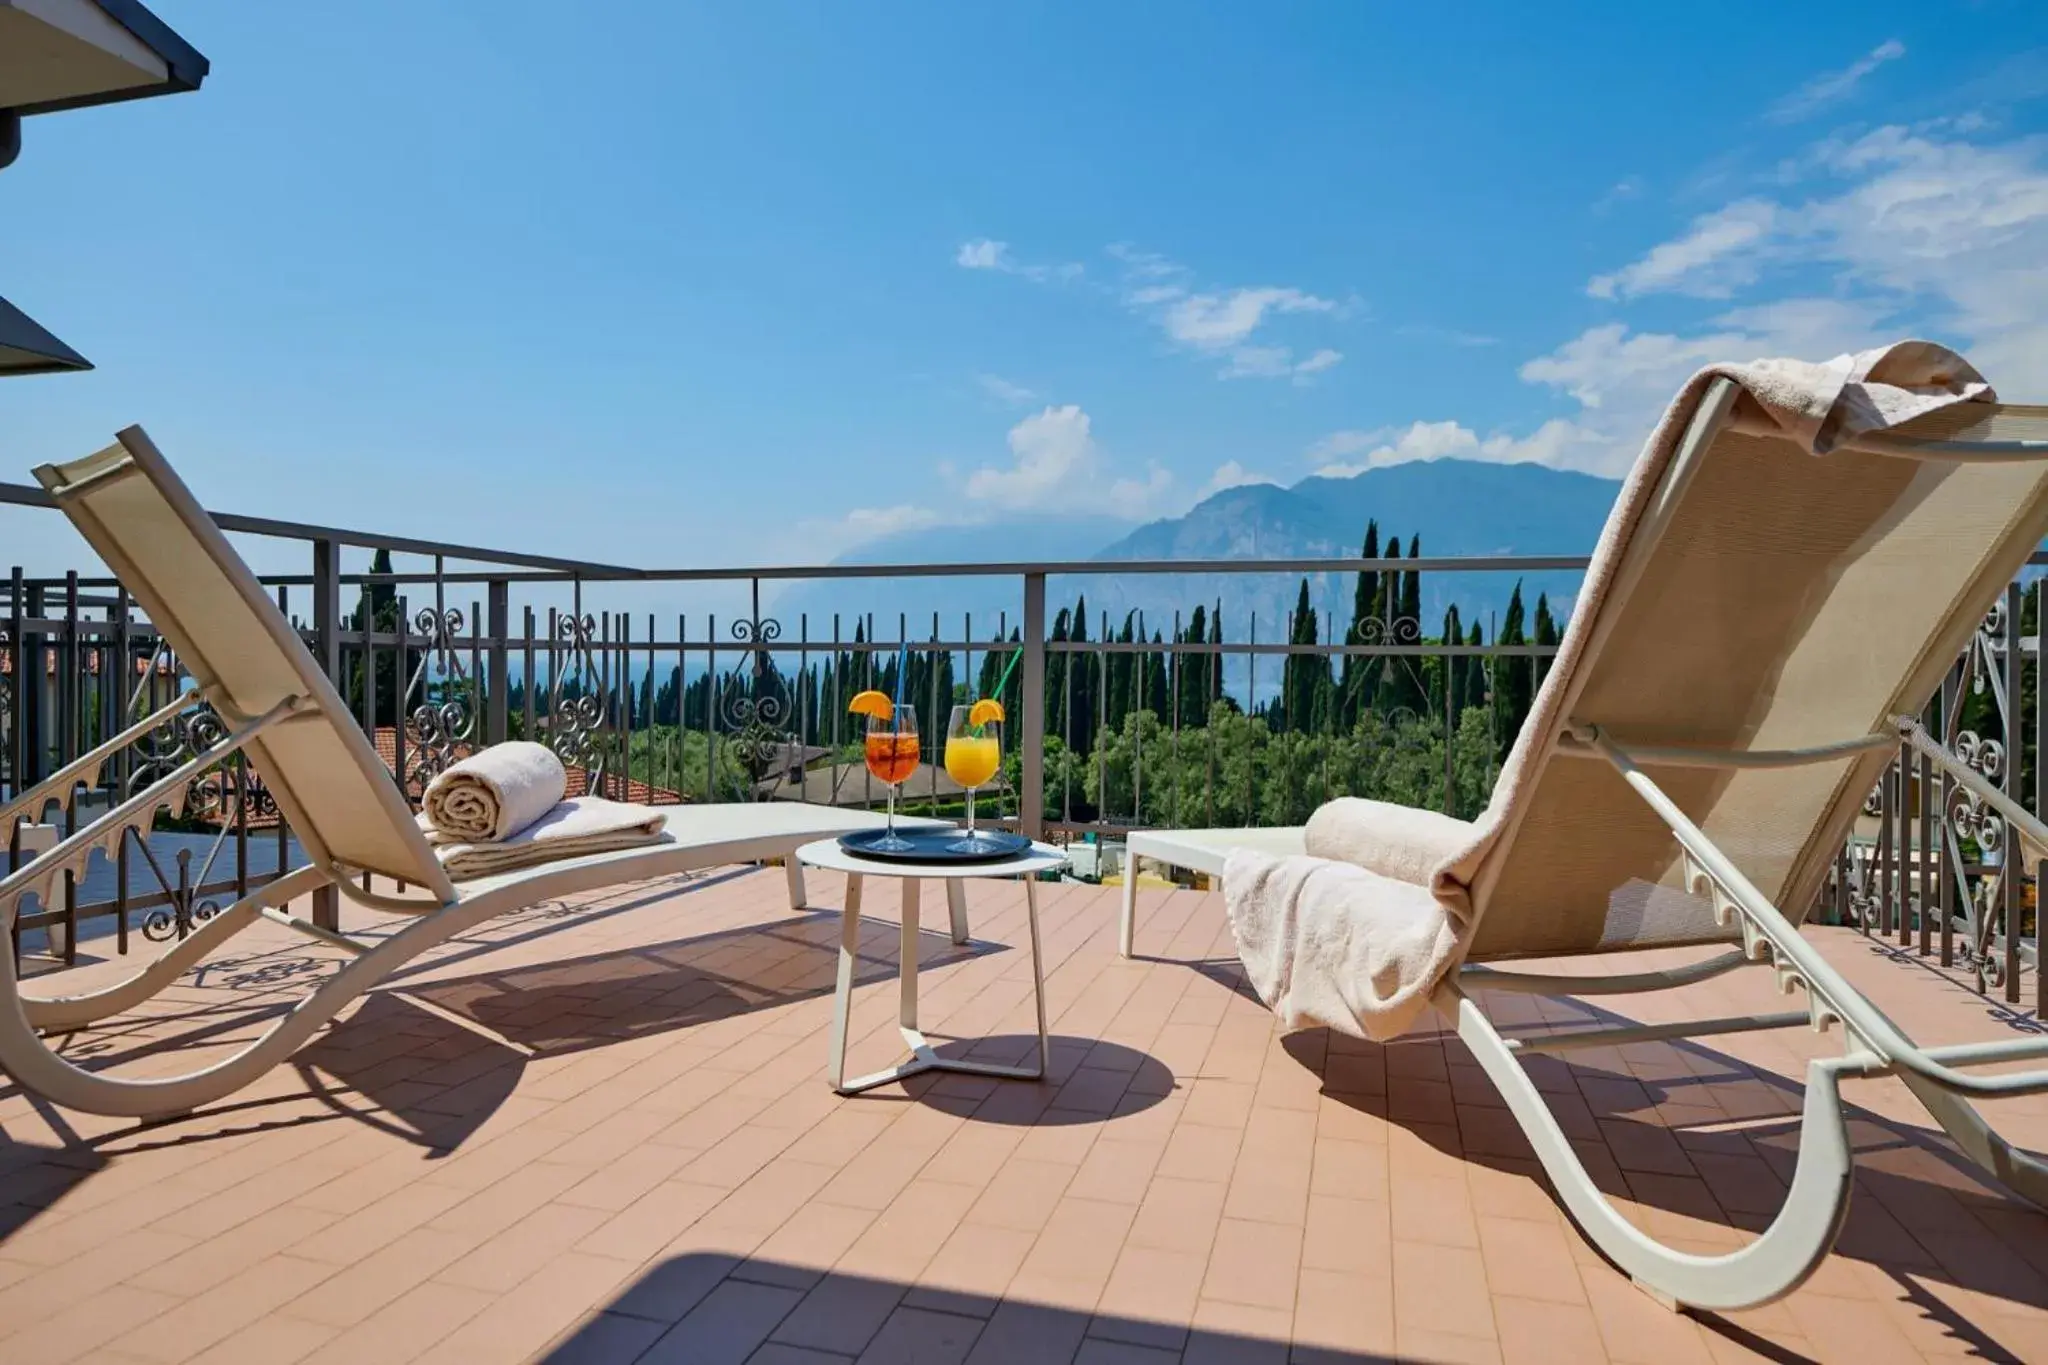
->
[945,703,1003,853]
[864,703,921,852]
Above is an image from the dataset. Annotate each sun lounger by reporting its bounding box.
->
[1121,344,2048,1309]
[0,427,956,1120]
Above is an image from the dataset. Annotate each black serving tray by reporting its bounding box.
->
[837,827,1032,864]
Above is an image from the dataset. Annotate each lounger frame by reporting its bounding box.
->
[1115,390,2048,1310]
[0,671,965,1122]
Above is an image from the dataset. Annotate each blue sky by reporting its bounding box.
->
[4,2,2047,579]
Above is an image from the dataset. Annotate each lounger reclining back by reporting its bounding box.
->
[33,427,457,901]
[1470,385,2048,961]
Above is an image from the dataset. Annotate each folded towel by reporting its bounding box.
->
[1225,340,1995,1041]
[426,795,669,879]
[422,741,566,843]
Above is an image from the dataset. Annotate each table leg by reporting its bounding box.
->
[945,878,970,945]
[827,872,864,1091]
[785,857,809,911]
[1027,876,1050,1077]
[899,877,921,1032]
[831,872,1048,1096]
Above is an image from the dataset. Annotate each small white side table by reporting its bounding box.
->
[796,837,1067,1095]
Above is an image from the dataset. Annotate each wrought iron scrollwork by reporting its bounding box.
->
[403,606,475,794]
[722,613,793,798]
[548,611,611,793]
[1943,601,2016,993]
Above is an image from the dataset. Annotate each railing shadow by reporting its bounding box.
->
[540,1253,1395,1364]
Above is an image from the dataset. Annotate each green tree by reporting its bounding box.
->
[1281,579,1334,733]
[1492,583,1531,761]
[1533,592,1560,693]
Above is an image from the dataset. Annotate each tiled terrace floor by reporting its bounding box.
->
[2,865,2046,1364]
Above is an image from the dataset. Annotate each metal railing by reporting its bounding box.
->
[0,483,2039,1015]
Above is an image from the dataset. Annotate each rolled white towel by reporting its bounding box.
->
[421,741,567,843]
[428,796,669,879]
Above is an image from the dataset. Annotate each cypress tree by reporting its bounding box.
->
[1493,584,1530,760]
[1533,593,1560,692]
[1178,605,1209,726]
[1068,596,1095,755]
[1343,522,1382,722]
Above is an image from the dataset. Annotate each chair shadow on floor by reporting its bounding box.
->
[1253,973,2048,1362]
[0,872,1000,1185]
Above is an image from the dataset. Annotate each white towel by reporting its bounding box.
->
[426,795,669,879]
[1225,340,1996,1042]
[421,741,565,843]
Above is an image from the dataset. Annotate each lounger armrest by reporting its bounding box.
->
[1305,798,1474,888]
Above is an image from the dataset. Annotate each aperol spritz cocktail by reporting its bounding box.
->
[944,699,1004,851]
[863,703,921,850]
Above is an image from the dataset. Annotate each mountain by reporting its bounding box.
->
[768,515,1128,642]
[1081,459,1619,650]
[767,461,1620,665]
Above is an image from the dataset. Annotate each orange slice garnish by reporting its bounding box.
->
[968,698,1005,728]
[848,689,895,720]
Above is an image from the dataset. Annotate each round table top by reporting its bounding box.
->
[795,836,1069,881]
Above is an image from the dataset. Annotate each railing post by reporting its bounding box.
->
[310,538,341,932]
[486,578,510,745]
[1020,572,1046,840]
[2003,581,2022,1003]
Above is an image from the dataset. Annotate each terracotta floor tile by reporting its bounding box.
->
[965,1158,1078,1232]
[906,1223,1039,1318]
[1474,1216,1586,1305]
[1390,1173,1480,1248]
[1293,1264,1395,1360]
[1183,1297,1293,1365]
[1092,1245,1209,1349]
[639,1278,805,1365]
[854,1304,984,1363]
[1397,1323,1505,1363]
[1492,1294,1607,1364]
[1067,1137,1167,1207]
[1074,1339,1180,1364]
[1202,1216,1303,1311]
[1392,1240,1495,1340]
[1157,1123,1244,1183]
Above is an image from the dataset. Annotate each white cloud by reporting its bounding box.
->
[1308,419,1600,477]
[1218,344,1343,382]
[1163,286,1336,350]
[963,404,1096,505]
[953,405,1175,517]
[956,239,1009,270]
[1768,39,1906,124]
[1107,247,1345,381]
[1587,199,1780,300]
[1196,460,1278,501]
[1579,123,2048,378]
[954,238,1082,283]
[975,373,1037,406]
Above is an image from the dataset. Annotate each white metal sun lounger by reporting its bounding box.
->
[0,427,961,1121]
[1121,374,2048,1310]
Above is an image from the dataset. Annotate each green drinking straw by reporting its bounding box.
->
[982,647,1024,732]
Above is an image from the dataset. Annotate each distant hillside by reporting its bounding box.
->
[1084,459,1616,647]
[768,460,1619,658]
